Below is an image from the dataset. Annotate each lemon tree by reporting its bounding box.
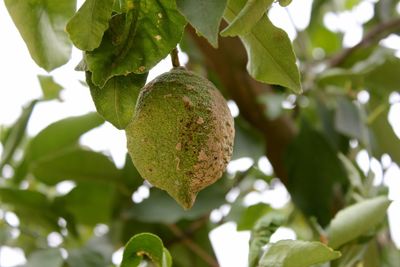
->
[1,0,400,266]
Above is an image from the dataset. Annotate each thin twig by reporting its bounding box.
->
[167,224,219,267]
[328,18,400,67]
[170,47,181,68]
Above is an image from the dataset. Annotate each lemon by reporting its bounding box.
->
[125,67,234,209]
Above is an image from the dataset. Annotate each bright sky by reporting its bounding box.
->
[1,0,400,266]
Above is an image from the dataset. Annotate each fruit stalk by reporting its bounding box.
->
[170,47,181,67]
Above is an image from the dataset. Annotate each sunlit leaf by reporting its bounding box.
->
[0,101,37,170]
[221,0,273,37]
[224,0,301,93]
[4,0,76,71]
[37,75,64,100]
[327,196,391,249]
[66,0,114,51]
[259,240,341,267]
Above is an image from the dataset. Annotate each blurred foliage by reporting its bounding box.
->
[1,0,400,266]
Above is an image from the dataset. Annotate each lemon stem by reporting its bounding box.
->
[171,47,181,68]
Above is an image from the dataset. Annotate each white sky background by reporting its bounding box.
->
[1,0,400,266]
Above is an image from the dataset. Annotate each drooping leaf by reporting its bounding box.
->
[37,75,64,100]
[4,0,76,71]
[176,0,227,48]
[224,0,302,93]
[327,196,391,249]
[66,0,115,51]
[334,96,369,145]
[86,71,147,129]
[248,213,285,267]
[259,240,341,267]
[28,113,104,161]
[86,1,186,87]
[55,182,116,225]
[23,248,64,267]
[285,119,348,226]
[32,147,121,185]
[0,100,37,170]
[121,233,172,267]
[221,0,273,37]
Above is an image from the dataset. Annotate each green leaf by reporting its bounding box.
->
[24,249,64,267]
[0,188,60,231]
[66,237,114,267]
[66,0,114,51]
[232,116,265,160]
[0,100,37,170]
[334,96,369,145]
[127,181,226,224]
[369,101,400,166]
[327,196,391,249]
[32,147,121,185]
[37,75,64,100]
[28,113,104,161]
[259,240,341,267]
[13,113,104,183]
[318,49,400,94]
[121,233,172,267]
[176,0,227,48]
[248,213,284,267]
[86,0,186,87]
[56,182,116,225]
[285,119,348,226]
[237,203,272,231]
[121,153,144,190]
[278,0,292,7]
[224,0,302,93]
[221,0,273,37]
[86,71,147,129]
[4,0,76,71]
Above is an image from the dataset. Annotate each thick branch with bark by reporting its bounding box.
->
[187,26,297,186]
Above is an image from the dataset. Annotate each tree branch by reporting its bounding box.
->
[328,18,400,67]
[167,224,219,267]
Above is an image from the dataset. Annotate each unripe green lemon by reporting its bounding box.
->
[125,67,234,209]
